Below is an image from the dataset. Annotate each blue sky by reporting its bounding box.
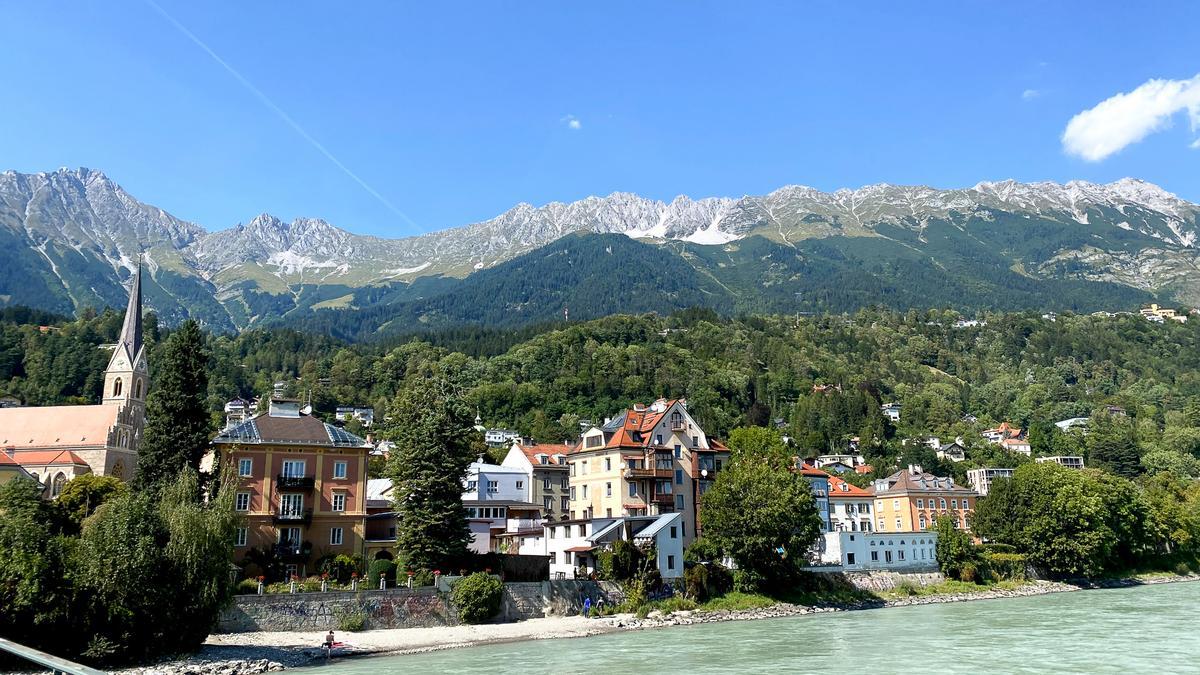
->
[2,2,1198,237]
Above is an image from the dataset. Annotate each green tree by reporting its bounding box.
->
[55,474,127,531]
[933,514,978,580]
[701,456,821,587]
[1086,412,1141,478]
[135,320,212,491]
[0,479,74,654]
[971,463,1149,577]
[726,426,792,468]
[382,374,476,571]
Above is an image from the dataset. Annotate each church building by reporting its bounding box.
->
[0,267,148,488]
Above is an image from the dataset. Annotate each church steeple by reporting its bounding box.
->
[104,263,148,409]
[116,263,143,365]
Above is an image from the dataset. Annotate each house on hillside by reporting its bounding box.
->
[881,403,902,422]
[520,513,685,581]
[827,474,874,532]
[1036,456,1085,470]
[966,467,1015,497]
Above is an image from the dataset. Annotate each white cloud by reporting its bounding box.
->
[1192,138,1200,150]
[561,114,582,130]
[1062,74,1200,161]
[1022,89,1040,101]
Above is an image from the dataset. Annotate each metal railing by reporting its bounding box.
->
[0,636,106,675]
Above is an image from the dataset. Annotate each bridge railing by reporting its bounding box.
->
[0,636,107,675]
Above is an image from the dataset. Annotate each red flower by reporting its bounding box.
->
[351,572,358,578]
[433,570,441,575]
[407,570,415,576]
[257,575,265,582]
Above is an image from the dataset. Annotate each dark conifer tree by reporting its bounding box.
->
[135,320,212,491]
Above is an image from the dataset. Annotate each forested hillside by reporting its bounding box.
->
[5,305,1200,483]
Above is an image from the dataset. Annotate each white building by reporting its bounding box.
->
[522,513,686,581]
[966,467,1015,497]
[881,403,902,422]
[1036,456,1085,470]
[1054,417,1090,432]
[484,428,521,447]
[819,531,939,571]
[814,453,866,469]
[463,460,542,553]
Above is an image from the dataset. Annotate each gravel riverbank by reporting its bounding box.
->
[118,574,1200,675]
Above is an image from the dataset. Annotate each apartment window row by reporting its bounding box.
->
[234,457,349,480]
[466,506,507,519]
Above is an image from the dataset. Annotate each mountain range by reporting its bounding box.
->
[1,167,1197,337]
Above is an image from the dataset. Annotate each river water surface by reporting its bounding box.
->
[306,581,1199,674]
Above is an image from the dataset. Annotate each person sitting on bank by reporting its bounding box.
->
[324,630,335,649]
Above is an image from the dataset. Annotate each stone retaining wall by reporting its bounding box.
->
[216,580,626,633]
[839,570,945,592]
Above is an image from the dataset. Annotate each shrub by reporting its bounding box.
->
[981,543,1018,555]
[368,559,397,587]
[1173,561,1192,576]
[893,579,919,596]
[336,608,367,632]
[413,569,435,587]
[235,579,260,595]
[684,562,733,601]
[451,572,504,624]
[595,550,615,580]
[318,553,364,583]
[984,552,1027,581]
[959,562,978,583]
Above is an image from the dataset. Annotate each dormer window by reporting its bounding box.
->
[537,454,548,465]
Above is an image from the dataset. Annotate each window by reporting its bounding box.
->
[692,435,698,447]
[606,508,613,517]
[675,494,684,509]
[951,499,958,509]
[134,379,142,398]
[919,517,926,530]
[656,434,663,445]
[487,480,498,494]
[667,555,676,570]
[561,497,568,511]
[940,498,947,509]
[238,458,253,477]
[543,496,553,512]
[606,482,612,497]
[895,518,901,530]
[916,498,924,509]
[670,526,678,539]
[516,480,524,491]
[544,477,551,490]
[898,549,905,561]
[578,524,586,537]
[847,552,855,565]
[281,493,304,516]
[112,378,123,397]
[466,480,478,492]
[675,469,683,485]
[878,519,885,531]
[281,460,306,478]
[604,458,611,471]
[236,492,250,511]
[582,485,589,498]
[962,498,970,509]
[674,445,682,458]
[871,551,879,561]
[333,461,348,479]
[561,477,569,490]
[892,499,899,510]
[549,552,557,563]
[332,492,346,512]
[582,461,588,474]
[629,483,637,497]
[330,527,344,546]
[549,527,556,539]
[570,462,576,477]
[235,527,247,547]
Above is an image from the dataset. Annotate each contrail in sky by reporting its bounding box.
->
[143,0,420,231]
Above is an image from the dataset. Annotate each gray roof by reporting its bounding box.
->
[212,413,370,448]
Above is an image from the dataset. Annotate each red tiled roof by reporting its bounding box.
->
[0,405,118,448]
[13,449,91,467]
[0,452,20,466]
[827,474,873,498]
[795,461,828,478]
[515,442,574,466]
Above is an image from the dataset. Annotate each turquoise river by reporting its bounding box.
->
[306,581,1200,674]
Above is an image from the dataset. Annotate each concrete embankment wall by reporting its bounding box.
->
[216,580,625,633]
[840,570,945,592]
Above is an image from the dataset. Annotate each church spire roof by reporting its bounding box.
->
[117,263,143,361]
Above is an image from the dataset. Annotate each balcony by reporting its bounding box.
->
[696,465,720,480]
[272,508,313,525]
[274,541,312,560]
[671,420,686,431]
[624,467,673,479]
[276,474,315,490]
[652,492,675,505]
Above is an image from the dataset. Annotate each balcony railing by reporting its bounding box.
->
[696,465,719,479]
[624,467,673,479]
[276,474,316,490]
[272,508,313,525]
[671,420,686,431]
[274,541,312,559]
[652,492,674,505]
